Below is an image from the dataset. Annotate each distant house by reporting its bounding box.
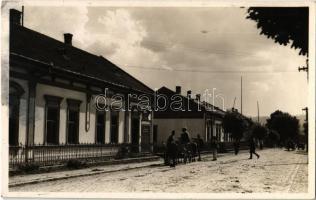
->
[153,86,230,146]
[9,9,154,166]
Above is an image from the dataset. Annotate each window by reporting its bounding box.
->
[44,95,63,145]
[110,111,119,143]
[9,81,24,146]
[67,99,81,144]
[9,94,20,146]
[96,110,105,144]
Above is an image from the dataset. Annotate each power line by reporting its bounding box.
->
[142,39,261,58]
[126,65,299,74]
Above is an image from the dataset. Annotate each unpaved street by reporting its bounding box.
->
[10,149,308,193]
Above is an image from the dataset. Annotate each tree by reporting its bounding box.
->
[266,129,280,147]
[222,111,250,154]
[266,110,299,146]
[246,7,308,56]
[251,123,268,149]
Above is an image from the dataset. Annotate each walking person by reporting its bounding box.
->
[196,134,204,161]
[211,136,218,161]
[249,136,260,159]
[233,140,240,155]
[167,130,177,167]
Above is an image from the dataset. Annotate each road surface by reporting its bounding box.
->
[10,148,308,193]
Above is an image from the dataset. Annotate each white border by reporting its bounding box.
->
[1,0,315,199]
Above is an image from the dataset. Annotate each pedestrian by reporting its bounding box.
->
[196,134,204,161]
[233,140,240,155]
[249,136,260,159]
[180,128,191,145]
[210,136,218,161]
[167,130,177,167]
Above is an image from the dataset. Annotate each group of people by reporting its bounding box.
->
[166,128,219,167]
[166,128,193,167]
[165,128,260,167]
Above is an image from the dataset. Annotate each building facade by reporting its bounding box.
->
[9,9,154,165]
[153,86,228,145]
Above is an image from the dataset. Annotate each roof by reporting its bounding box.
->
[10,24,153,94]
[154,86,225,118]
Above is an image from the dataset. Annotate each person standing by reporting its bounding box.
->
[167,130,177,167]
[249,136,260,159]
[211,136,218,161]
[196,134,204,161]
[180,128,190,145]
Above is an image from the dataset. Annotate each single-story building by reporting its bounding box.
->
[153,86,231,146]
[8,9,154,167]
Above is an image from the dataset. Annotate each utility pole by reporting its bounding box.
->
[257,101,260,123]
[298,58,308,81]
[232,97,236,111]
[241,76,243,115]
[302,107,308,152]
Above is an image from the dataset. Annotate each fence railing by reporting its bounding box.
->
[9,143,153,169]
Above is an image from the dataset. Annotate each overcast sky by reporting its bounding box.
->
[17,6,308,117]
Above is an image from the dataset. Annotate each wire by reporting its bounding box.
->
[126,65,298,74]
[141,39,263,58]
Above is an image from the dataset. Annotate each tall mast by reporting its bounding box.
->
[241,76,243,115]
[257,101,259,123]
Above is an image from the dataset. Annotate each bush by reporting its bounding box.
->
[115,144,131,159]
[18,163,40,173]
[66,159,87,169]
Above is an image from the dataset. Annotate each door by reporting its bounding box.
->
[141,124,151,152]
[131,112,140,152]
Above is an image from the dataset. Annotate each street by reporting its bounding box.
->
[10,148,308,193]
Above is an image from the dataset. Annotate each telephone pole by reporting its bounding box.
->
[241,76,243,115]
[257,101,260,123]
[298,58,308,81]
[302,107,308,152]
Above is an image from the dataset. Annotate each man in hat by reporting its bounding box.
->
[180,128,191,145]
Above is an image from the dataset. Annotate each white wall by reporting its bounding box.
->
[153,118,205,144]
[12,81,146,146]
[118,111,125,143]
[35,84,96,144]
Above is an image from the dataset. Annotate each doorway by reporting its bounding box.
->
[131,112,140,152]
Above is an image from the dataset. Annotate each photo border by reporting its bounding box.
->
[1,0,315,199]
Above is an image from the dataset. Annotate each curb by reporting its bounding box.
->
[9,151,248,187]
[9,159,163,188]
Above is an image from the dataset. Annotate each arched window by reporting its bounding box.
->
[9,81,24,146]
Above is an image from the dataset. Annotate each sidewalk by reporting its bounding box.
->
[9,152,224,187]
[9,159,163,187]
[10,148,247,188]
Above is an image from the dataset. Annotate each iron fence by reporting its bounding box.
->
[9,143,153,169]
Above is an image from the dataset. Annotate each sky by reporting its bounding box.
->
[12,6,309,117]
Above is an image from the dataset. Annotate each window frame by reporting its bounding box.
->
[44,95,63,145]
[110,110,119,144]
[95,108,106,144]
[66,98,82,144]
